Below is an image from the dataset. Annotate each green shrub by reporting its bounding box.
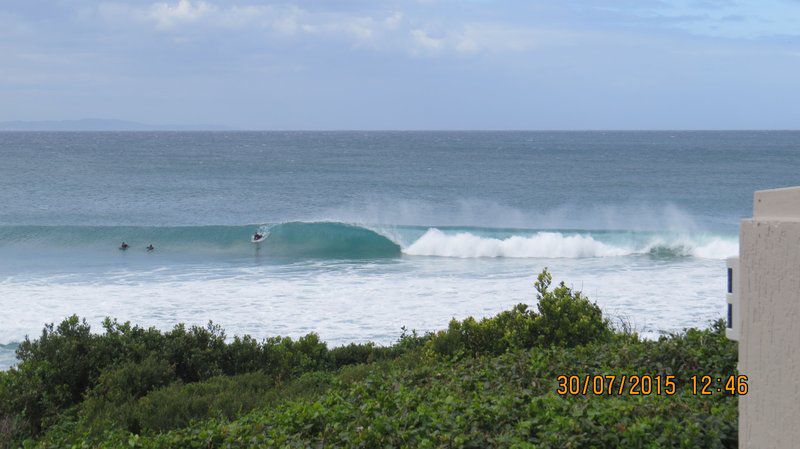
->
[328,342,379,367]
[533,269,612,347]
[129,371,275,433]
[72,370,336,438]
[0,411,27,449]
[430,305,538,357]
[55,328,735,449]
[0,317,395,443]
[639,319,737,377]
[394,326,430,353]
[162,323,228,382]
[222,335,263,375]
[428,268,612,356]
[260,333,330,381]
[89,356,175,403]
[78,356,175,436]
[6,316,99,434]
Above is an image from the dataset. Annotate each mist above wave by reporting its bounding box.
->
[315,199,727,233]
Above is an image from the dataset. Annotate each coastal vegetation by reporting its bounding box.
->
[0,270,737,448]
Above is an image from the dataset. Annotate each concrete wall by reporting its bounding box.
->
[739,186,800,448]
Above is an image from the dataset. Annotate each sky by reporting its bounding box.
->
[1,0,799,129]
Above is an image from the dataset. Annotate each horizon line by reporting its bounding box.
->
[2,128,800,132]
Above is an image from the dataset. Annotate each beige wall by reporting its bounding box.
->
[739,187,800,448]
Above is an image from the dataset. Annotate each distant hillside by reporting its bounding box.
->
[0,119,233,131]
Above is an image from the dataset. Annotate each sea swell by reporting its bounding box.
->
[0,222,738,260]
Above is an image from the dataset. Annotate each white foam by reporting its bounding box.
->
[0,255,728,371]
[691,237,739,259]
[401,228,739,260]
[403,228,631,258]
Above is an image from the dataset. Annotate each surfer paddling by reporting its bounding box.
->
[119,242,129,250]
[146,244,155,252]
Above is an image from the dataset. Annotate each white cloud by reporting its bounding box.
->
[385,12,403,30]
[301,15,384,45]
[148,0,215,29]
[453,24,542,53]
[218,6,273,29]
[94,1,399,46]
[88,1,573,56]
[410,29,445,52]
[410,24,577,56]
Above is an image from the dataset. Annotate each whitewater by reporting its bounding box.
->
[2,130,797,369]
[401,227,737,259]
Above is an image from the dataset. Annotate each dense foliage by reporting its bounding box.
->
[0,269,738,448]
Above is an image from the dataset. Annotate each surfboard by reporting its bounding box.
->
[251,232,269,243]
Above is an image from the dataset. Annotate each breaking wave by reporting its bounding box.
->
[403,229,626,258]
[401,228,737,260]
[0,222,737,260]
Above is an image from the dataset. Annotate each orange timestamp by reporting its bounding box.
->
[556,374,748,396]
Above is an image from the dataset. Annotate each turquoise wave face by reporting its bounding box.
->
[261,222,401,258]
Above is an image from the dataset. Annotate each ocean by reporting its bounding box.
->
[1,131,797,369]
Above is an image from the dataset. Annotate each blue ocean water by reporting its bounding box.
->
[1,131,798,369]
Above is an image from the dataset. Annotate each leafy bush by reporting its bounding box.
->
[261,334,329,381]
[428,268,611,357]
[328,342,382,367]
[429,304,538,357]
[533,269,611,347]
[89,356,175,404]
[0,411,26,449]
[3,316,99,435]
[0,316,411,443]
[37,321,736,449]
[161,322,228,382]
[78,356,176,436]
[126,372,275,433]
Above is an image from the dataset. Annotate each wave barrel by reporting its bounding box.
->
[262,222,402,258]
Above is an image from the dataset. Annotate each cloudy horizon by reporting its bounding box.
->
[2,0,799,130]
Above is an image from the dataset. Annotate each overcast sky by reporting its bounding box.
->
[1,0,799,129]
